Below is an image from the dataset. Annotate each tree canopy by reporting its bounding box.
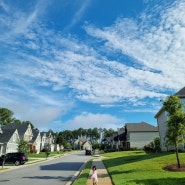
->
[163,95,185,168]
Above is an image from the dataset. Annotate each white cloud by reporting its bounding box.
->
[84,0,185,91]
[61,112,123,130]
[1,0,184,132]
[65,0,92,30]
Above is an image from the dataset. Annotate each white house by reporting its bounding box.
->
[0,127,20,155]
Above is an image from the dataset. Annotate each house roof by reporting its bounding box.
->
[30,129,40,143]
[155,86,185,118]
[40,131,51,137]
[175,86,185,97]
[0,128,17,143]
[125,122,158,132]
[2,123,30,135]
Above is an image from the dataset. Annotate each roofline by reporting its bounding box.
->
[154,107,164,118]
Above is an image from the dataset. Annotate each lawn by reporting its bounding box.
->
[102,151,185,185]
[73,160,93,185]
[27,151,64,158]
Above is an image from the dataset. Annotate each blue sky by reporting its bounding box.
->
[0,0,185,132]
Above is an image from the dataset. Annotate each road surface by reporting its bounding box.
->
[0,151,91,185]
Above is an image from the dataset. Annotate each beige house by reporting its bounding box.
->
[155,86,185,151]
[30,129,41,154]
[73,138,92,150]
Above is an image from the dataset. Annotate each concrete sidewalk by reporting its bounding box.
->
[86,157,113,185]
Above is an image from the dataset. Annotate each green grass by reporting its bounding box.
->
[102,151,185,185]
[73,160,93,185]
[27,151,64,158]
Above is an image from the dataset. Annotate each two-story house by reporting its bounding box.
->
[0,126,20,155]
[155,86,185,151]
[114,122,159,150]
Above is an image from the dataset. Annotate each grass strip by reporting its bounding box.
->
[73,160,93,185]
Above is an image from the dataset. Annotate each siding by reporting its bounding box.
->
[157,111,168,151]
[130,132,159,149]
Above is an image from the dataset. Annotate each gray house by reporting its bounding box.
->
[155,86,185,151]
[114,122,159,150]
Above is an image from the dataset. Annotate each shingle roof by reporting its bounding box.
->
[2,123,29,134]
[175,86,185,97]
[30,129,40,143]
[125,122,158,132]
[0,128,17,143]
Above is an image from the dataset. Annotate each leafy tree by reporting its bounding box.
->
[17,140,29,154]
[0,108,14,125]
[22,121,35,129]
[153,137,161,152]
[163,95,185,168]
[56,132,66,147]
[144,137,161,152]
[104,128,114,138]
[13,119,22,125]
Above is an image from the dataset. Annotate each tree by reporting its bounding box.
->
[0,108,14,125]
[22,121,35,129]
[17,140,29,154]
[163,95,185,168]
[104,128,114,138]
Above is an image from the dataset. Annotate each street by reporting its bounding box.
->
[0,151,92,185]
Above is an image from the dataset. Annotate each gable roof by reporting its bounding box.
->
[2,123,30,134]
[155,86,185,118]
[125,122,158,132]
[30,129,40,143]
[0,128,18,143]
[175,86,185,97]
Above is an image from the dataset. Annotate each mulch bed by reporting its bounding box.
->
[163,164,185,172]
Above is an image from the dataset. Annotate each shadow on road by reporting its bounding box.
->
[40,161,84,171]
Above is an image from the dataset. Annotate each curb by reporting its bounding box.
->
[65,160,87,185]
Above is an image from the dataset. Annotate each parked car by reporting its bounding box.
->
[85,149,92,155]
[63,148,72,152]
[0,152,28,166]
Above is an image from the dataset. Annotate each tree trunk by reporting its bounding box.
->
[175,147,181,168]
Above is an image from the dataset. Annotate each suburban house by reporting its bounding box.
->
[124,122,159,149]
[113,122,159,150]
[73,137,92,150]
[0,123,57,154]
[155,86,185,151]
[30,129,41,154]
[0,127,20,155]
[40,131,55,152]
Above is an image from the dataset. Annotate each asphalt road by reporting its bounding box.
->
[0,151,92,185]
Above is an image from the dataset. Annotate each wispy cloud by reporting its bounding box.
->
[0,0,184,130]
[64,0,92,31]
[85,0,185,91]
